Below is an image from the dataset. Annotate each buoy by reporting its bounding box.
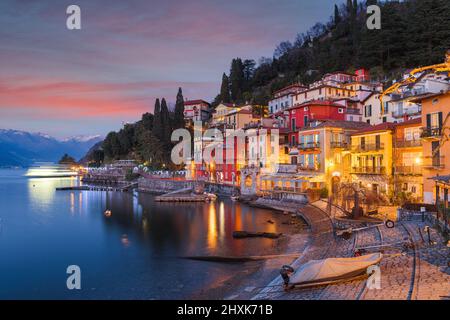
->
[104,210,112,217]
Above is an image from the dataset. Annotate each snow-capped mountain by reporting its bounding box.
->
[0,129,103,167]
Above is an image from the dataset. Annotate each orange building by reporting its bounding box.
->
[412,91,450,204]
[393,118,423,202]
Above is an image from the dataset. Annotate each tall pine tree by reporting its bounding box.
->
[219,73,231,103]
[160,98,172,149]
[152,98,162,141]
[229,58,245,103]
[173,87,185,129]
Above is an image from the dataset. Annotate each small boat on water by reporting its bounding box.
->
[288,253,382,288]
[231,195,240,202]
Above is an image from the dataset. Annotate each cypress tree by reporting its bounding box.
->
[173,87,185,129]
[160,98,172,149]
[152,98,162,141]
[229,58,245,103]
[219,73,231,103]
[334,4,341,25]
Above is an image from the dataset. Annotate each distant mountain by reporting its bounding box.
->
[0,129,103,167]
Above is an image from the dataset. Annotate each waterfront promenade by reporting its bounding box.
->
[248,201,450,300]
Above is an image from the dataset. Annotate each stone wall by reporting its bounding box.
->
[205,182,239,196]
[137,177,197,194]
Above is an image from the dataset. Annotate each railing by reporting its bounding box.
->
[352,143,385,152]
[392,107,421,118]
[395,139,422,148]
[351,166,386,174]
[421,127,442,138]
[298,142,320,150]
[422,156,445,169]
[298,164,321,172]
[277,164,298,174]
[394,165,422,175]
[330,141,349,149]
[346,108,361,115]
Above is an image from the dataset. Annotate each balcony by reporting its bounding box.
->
[422,156,445,170]
[298,142,320,150]
[421,127,442,139]
[277,164,298,174]
[346,108,361,115]
[395,139,422,148]
[352,143,385,152]
[394,165,422,175]
[352,166,386,175]
[330,141,349,149]
[298,164,321,172]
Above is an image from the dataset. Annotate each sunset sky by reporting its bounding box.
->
[0,0,344,138]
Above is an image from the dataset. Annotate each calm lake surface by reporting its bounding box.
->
[0,168,282,299]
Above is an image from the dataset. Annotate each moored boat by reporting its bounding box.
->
[288,253,382,287]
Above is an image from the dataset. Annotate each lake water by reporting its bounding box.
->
[0,169,283,299]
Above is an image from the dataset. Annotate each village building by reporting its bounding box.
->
[392,118,423,202]
[268,83,307,115]
[183,100,211,124]
[350,123,396,198]
[412,91,450,204]
[286,100,347,147]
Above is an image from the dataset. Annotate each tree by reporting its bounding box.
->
[152,98,162,141]
[274,41,293,58]
[103,131,122,159]
[59,153,76,165]
[219,73,231,103]
[160,98,172,149]
[334,4,341,25]
[243,59,256,81]
[91,150,104,165]
[173,87,185,129]
[229,58,245,103]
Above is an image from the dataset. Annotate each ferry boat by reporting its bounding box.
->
[25,163,80,178]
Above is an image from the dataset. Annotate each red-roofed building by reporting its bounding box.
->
[287,100,347,146]
[183,99,211,123]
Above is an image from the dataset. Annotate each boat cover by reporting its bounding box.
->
[290,253,382,285]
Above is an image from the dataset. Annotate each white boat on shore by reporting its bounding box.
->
[288,253,382,288]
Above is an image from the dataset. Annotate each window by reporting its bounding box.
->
[365,105,372,117]
[405,127,421,141]
[382,117,387,123]
[291,135,296,146]
[291,118,296,131]
[338,108,344,114]
[304,107,309,111]
[427,112,442,129]
[304,116,309,127]
[319,88,322,95]
[375,135,381,149]
[367,120,371,124]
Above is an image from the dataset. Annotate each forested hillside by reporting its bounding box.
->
[213,0,450,106]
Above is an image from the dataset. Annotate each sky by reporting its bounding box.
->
[0,0,344,139]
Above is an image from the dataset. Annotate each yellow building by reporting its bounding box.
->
[211,103,240,125]
[350,123,395,197]
[411,91,450,204]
